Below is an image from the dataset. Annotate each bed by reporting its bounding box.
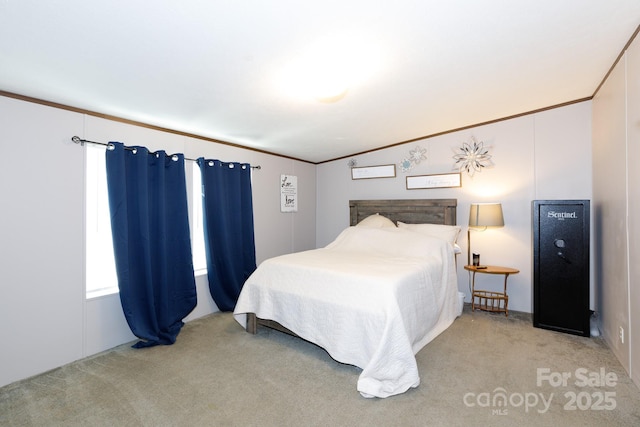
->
[233,199,460,398]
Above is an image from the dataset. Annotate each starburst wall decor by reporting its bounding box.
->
[453,136,493,177]
[400,146,427,173]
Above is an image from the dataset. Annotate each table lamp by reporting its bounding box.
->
[467,202,504,266]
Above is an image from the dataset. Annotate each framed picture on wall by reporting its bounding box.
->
[406,172,461,189]
[351,164,396,180]
[280,175,298,212]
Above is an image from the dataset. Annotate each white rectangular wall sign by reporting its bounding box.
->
[280,174,298,212]
[351,164,396,180]
[406,172,462,189]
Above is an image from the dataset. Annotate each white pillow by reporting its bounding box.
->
[356,213,396,228]
[327,226,447,259]
[397,222,461,244]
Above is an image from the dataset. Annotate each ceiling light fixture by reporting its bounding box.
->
[276,33,380,103]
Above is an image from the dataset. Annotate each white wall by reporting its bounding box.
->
[0,95,316,387]
[1,97,85,385]
[317,101,592,314]
[592,32,640,387]
[627,28,640,390]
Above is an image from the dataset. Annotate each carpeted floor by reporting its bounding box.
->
[1,306,639,426]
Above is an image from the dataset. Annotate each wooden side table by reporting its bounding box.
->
[464,265,520,317]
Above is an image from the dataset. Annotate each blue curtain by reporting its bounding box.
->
[197,158,256,311]
[106,142,197,348]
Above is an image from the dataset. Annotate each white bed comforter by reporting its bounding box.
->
[233,226,459,398]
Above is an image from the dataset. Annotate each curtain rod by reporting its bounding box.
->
[71,136,261,169]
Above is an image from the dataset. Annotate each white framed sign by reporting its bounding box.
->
[280,174,298,212]
[406,172,462,190]
[351,164,396,180]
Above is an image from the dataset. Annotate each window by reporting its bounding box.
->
[85,144,118,298]
[85,145,207,299]
[191,165,207,272]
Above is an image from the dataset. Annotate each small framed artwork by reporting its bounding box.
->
[406,172,462,190]
[351,164,396,180]
[280,174,298,212]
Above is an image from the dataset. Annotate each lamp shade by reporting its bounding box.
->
[469,203,504,228]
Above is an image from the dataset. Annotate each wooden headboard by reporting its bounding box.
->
[349,199,457,226]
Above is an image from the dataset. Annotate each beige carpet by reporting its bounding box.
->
[2,306,639,426]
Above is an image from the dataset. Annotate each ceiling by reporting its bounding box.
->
[1,1,639,163]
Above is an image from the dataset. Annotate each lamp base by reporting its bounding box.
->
[467,229,471,266]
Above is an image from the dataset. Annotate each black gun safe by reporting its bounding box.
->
[532,200,590,336]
